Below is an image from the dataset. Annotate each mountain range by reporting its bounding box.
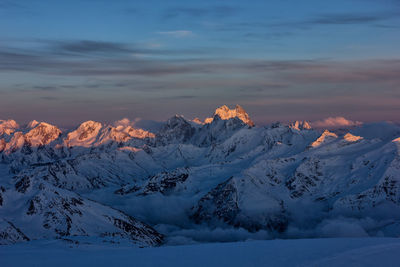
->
[1,105,400,246]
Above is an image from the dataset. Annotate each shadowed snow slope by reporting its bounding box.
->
[1,238,400,267]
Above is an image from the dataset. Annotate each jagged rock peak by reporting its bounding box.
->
[166,115,190,126]
[155,115,195,145]
[290,121,312,131]
[205,105,255,126]
[160,115,194,134]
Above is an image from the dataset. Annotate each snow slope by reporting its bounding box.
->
[1,238,400,267]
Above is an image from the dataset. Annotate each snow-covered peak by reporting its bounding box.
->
[192,118,203,125]
[205,105,255,127]
[0,119,19,135]
[112,118,155,139]
[27,120,39,129]
[25,122,62,146]
[156,115,196,145]
[123,126,155,139]
[393,137,400,153]
[290,121,312,131]
[96,125,155,145]
[310,130,338,147]
[65,120,103,147]
[343,133,363,142]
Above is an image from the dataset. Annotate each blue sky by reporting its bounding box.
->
[0,0,399,126]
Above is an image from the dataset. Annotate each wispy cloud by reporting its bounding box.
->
[53,40,132,54]
[157,30,194,38]
[1,39,400,107]
[310,13,389,25]
[2,43,400,84]
[269,11,399,30]
[0,0,26,10]
[40,96,60,101]
[162,6,239,20]
[32,86,57,91]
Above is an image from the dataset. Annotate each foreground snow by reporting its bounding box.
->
[1,238,400,267]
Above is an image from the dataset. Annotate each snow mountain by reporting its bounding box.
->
[1,105,400,245]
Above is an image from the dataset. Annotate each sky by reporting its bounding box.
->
[0,0,399,127]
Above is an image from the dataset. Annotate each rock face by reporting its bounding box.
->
[1,105,400,245]
[191,177,288,233]
[0,220,30,245]
[141,168,190,195]
[290,121,312,131]
[155,115,196,145]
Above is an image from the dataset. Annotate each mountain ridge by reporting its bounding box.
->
[1,105,400,245]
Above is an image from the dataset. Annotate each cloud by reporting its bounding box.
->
[157,30,194,38]
[317,218,368,237]
[122,7,139,15]
[0,40,216,75]
[40,96,59,101]
[0,0,26,11]
[1,42,400,85]
[1,40,400,105]
[162,6,239,20]
[161,95,196,100]
[43,39,208,57]
[113,117,140,128]
[32,86,57,91]
[310,13,389,25]
[1,43,400,86]
[157,225,272,245]
[113,117,163,132]
[53,40,132,54]
[311,117,362,128]
[269,11,398,30]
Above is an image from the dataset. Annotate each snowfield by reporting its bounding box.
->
[1,238,400,267]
